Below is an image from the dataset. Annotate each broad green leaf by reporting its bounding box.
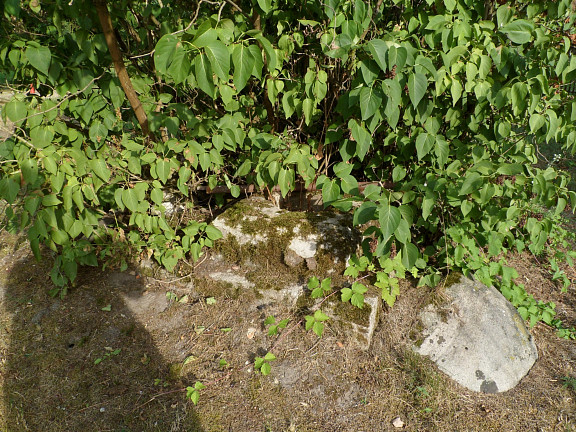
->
[378,202,401,245]
[30,126,54,148]
[154,34,178,74]
[5,100,27,123]
[232,44,255,92]
[459,172,483,195]
[204,40,230,81]
[394,218,410,244]
[151,187,163,206]
[546,110,559,142]
[192,27,218,48]
[529,113,545,133]
[302,98,314,125]
[122,188,139,212]
[415,132,435,160]
[451,79,462,105]
[340,174,359,195]
[255,34,277,72]
[366,39,388,72]
[43,156,58,175]
[348,119,372,161]
[388,45,408,70]
[156,159,171,184]
[435,136,449,166]
[496,164,523,175]
[461,200,473,216]
[168,45,191,84]
[25,43,51,75]
[322,179,340,204]
[257,0,272,13]
[510,82,528,115]
[408,73,428,108]
[500,19,534,44]
[359,85,383,120]
[401,242,418,269]
[353,201,377,225]
[89,121,108,144]
[278,168,294,197]
[42,194,61,206]
[422,194,434,220]
[195,53,215,98]
[89,159,111,182]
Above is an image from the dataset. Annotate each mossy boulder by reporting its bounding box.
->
[211,196,361,285]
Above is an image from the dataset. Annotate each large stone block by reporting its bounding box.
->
[414,275,538,393]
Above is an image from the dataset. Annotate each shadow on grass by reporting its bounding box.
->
[0,233,204,432]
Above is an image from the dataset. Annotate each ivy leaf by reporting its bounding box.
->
[204,40,230,81]
[408,72,428,108]
[25,43,51,75]
[232,44,255,92]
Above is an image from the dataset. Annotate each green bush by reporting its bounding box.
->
[1,0,575,318]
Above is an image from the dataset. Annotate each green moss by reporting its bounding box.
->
[329,295,373,327]
[168,363,183,381]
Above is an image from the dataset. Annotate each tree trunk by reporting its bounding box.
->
[93,0,152,138]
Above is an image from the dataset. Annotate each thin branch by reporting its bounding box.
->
[20,72,106,122]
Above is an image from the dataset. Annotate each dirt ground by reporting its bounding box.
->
[0,221,575,431]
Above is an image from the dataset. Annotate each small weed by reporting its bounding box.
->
[94,348,121,365]
[254,352,276,375]
[264,315,290,336]
[562,376,576,392]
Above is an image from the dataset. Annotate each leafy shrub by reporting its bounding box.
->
[1,0,575,327]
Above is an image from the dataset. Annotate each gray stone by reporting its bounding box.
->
[414,275,538,393]
[324,294,380,350]
[208,271,255,289]
[122,291,169,317]
[212,196,361,266]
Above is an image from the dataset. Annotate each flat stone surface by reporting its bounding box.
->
[122,291,169,317]
[414,276,538,393]
[208,271,255,289]
[325,294,380,350]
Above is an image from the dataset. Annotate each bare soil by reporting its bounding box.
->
[0,225,575,432]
